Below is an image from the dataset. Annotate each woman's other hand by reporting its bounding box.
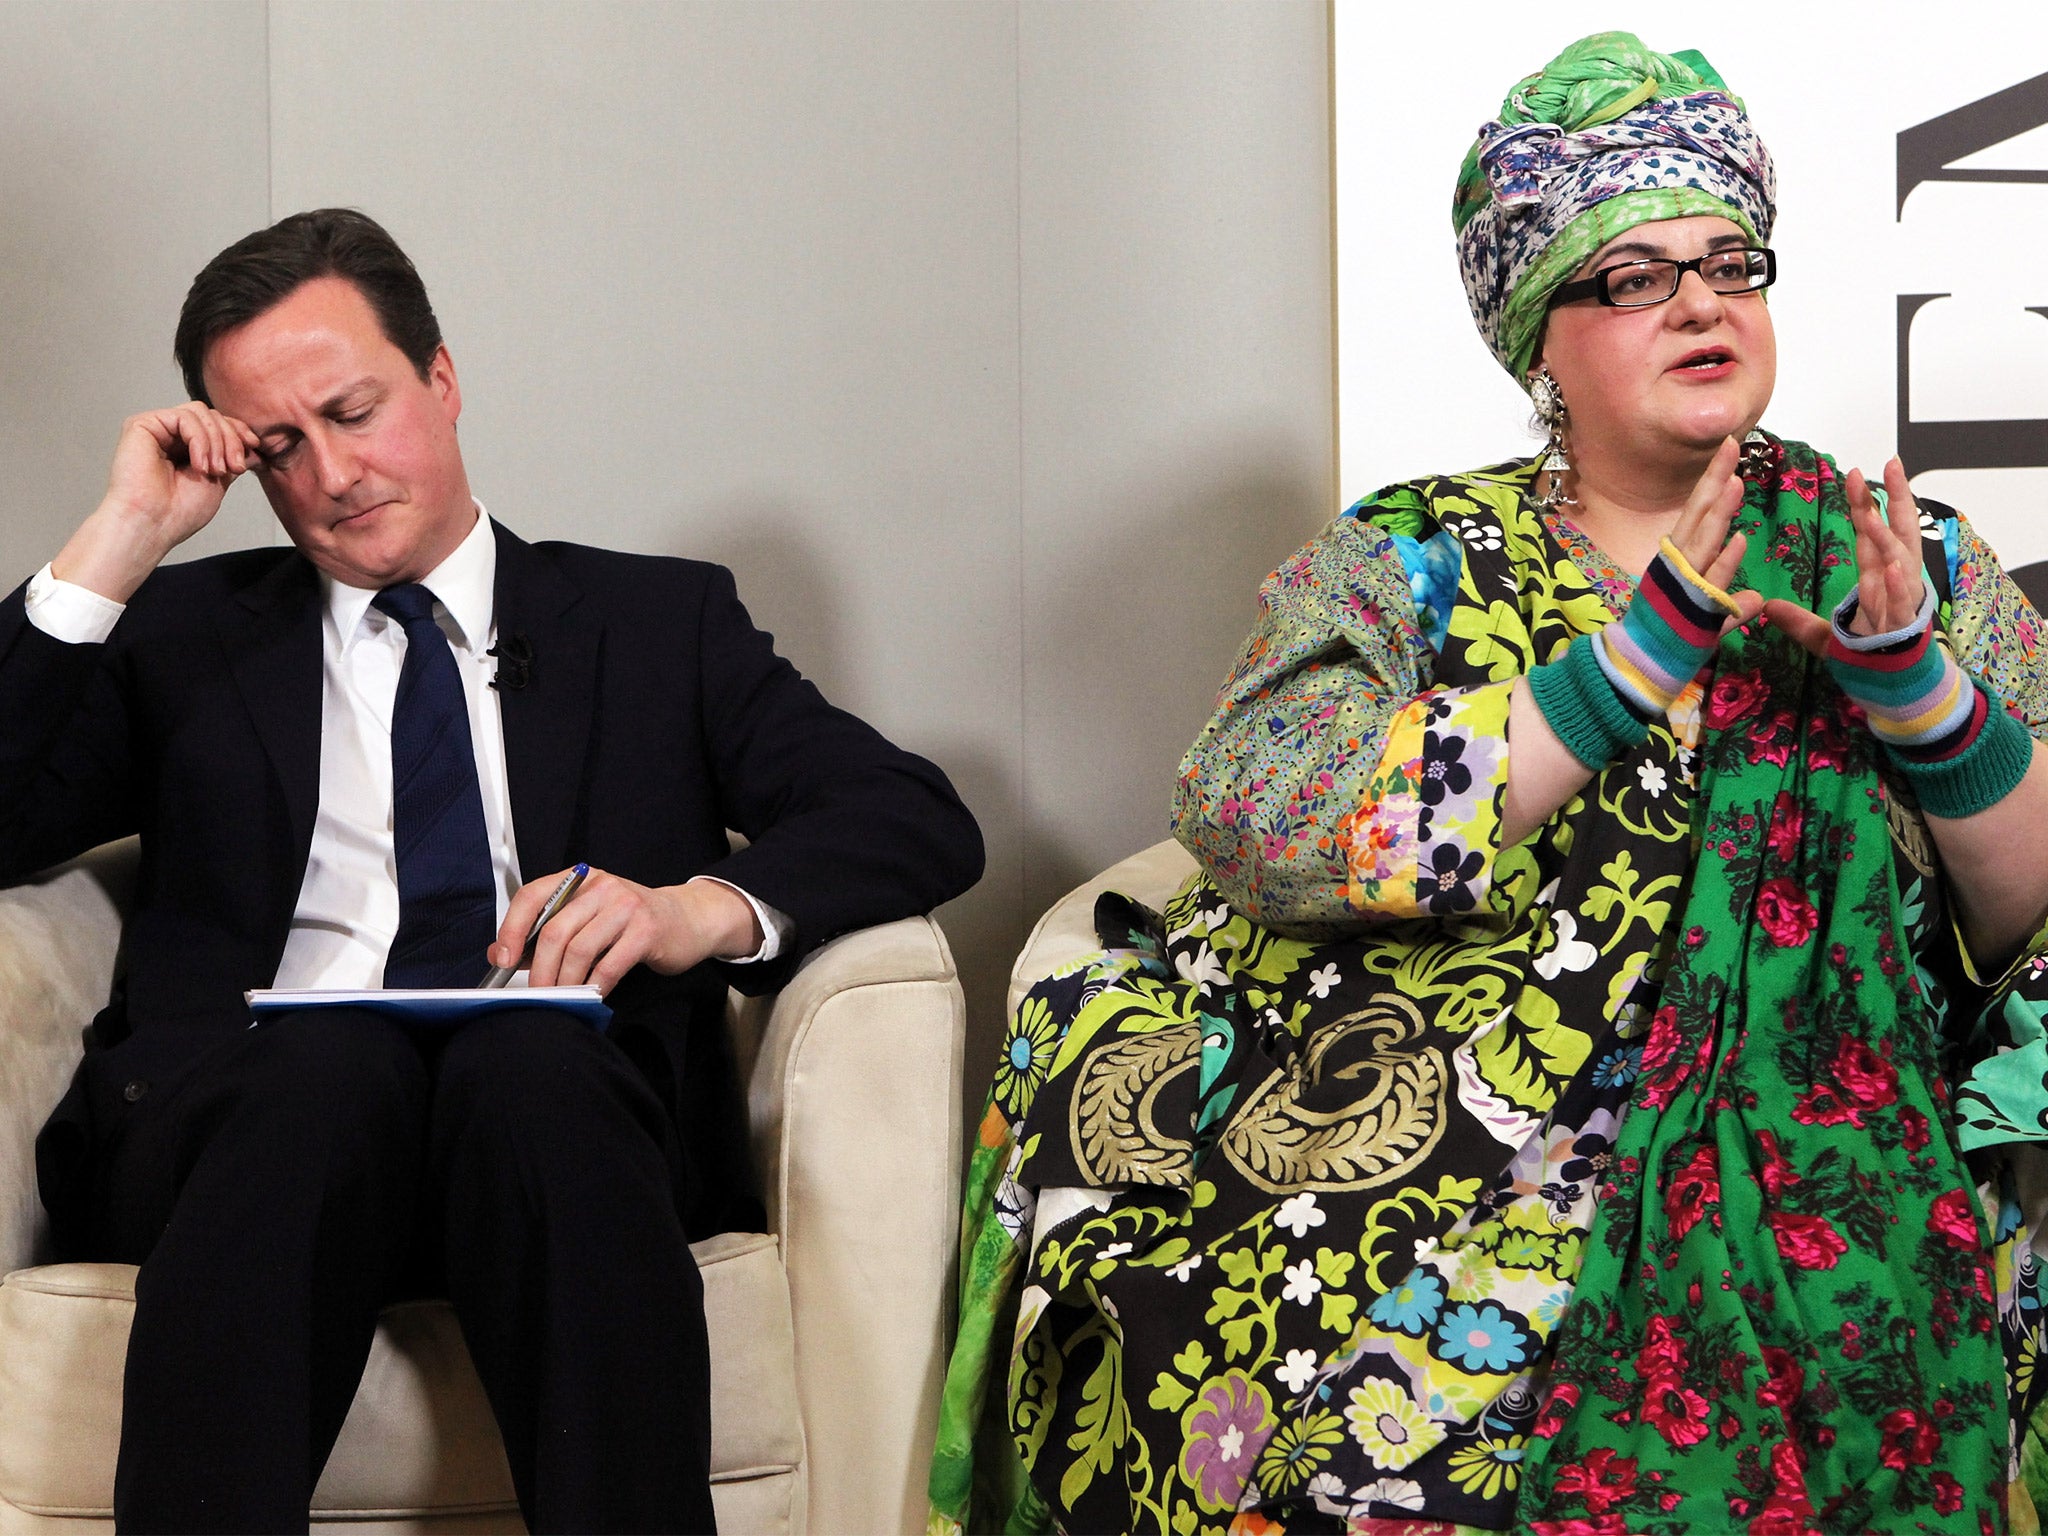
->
[1752,453,2048,963]
[1762,456,1924,654]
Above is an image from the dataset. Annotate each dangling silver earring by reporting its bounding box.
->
[1529,363,1576,510]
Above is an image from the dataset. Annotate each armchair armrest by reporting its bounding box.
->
[0,840,134,1273]
[1006,838,1198,1020]
[741,914,964,1536]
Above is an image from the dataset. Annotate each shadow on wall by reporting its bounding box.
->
[0,116,113,591]
[660,442,1333,1139]
[1018,439,1331,923]
[680,503,856,708]
[918,743,1023,1088]
[939,438,1329,1150]
[664,510,1026,1092]
[0,87,272,588]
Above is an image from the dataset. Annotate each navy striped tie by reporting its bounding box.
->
[372,584,496,988]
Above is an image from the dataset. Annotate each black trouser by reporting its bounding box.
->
[86,1007,714,1535]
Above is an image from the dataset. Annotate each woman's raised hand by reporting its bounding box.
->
[1846,458,1928,633]
[1763,456,1926,655]
[1510,438,1767,832]
[1670,436,1764,631]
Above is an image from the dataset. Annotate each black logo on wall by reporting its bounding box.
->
[1896,70,2048,607]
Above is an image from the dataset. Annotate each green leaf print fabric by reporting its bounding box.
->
[929,438,2048,1536]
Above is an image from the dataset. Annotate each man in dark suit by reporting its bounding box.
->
[0,209,983,1533]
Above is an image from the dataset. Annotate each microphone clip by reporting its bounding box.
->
[489,633,534,692]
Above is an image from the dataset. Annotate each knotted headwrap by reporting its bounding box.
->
[1454,31,1776,382]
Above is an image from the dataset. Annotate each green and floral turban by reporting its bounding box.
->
[1454,31,1777,383]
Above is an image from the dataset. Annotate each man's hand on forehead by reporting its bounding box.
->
[139,402,261,480]
[49,403,263,605]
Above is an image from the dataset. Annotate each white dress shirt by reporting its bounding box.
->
[25,504,785,986]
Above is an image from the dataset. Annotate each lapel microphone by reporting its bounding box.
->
[488,633,534,692]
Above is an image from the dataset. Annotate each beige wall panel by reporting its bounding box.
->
[266,1,1026,1034]
[1016,2,1334,925]
[0,1,273,590]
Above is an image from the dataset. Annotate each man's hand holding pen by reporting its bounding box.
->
[490,867,766,994]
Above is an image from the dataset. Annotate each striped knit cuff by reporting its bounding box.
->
[1591,538,1737,722]
[1529,633,1651,771]
[1898,689,2034,820]
[1824,585,1973,759]
[1827,586,2035,817]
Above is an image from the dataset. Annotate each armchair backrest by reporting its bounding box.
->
[0,845,127,1272]
[1007,839,1198,1019]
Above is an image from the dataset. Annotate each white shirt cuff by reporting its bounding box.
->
[688,876,792,964]
[25,564,124,645]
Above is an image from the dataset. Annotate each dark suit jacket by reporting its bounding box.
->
[1,520,983,1242]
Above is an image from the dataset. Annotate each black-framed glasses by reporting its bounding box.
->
[1547,246,1776,309]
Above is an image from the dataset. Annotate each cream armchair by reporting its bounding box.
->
[0,839,963,1536]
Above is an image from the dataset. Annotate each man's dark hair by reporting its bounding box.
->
[174,208,442,404]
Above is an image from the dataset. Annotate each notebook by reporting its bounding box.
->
[243,985,612,1031]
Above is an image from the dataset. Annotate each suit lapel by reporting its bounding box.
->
[218,554,325,896]
[492,522,602,880]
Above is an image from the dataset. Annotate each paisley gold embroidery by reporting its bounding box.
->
[1220,994,1447,1194]
[1069,1028,1201,1186]
[1885,783,1938,879]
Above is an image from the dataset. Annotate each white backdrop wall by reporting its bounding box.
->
[1335,1,2048,588]
[0,2,1334,1136]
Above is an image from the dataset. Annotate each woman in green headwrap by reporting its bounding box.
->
[932,31,2048,1536]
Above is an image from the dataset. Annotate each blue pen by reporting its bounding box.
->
[479,863,590,988]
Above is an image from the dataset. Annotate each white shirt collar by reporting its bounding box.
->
[325,501,497,653]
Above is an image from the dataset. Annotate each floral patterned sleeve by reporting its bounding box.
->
[1933,508,2048,1148]
[1170,496,1515,937]
[1943,509,2048,733]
